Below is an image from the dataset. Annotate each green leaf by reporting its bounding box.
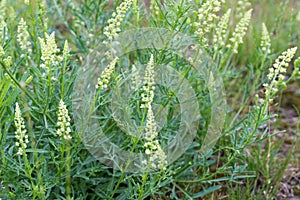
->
[25,149,49,153]
[192,185,222,198]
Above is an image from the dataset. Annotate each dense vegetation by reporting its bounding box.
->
[0,0,299,199]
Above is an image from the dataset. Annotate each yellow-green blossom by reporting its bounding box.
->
[3,56,12,67]
[263,47,297,103]
[140,54,155,109]
[194,0,225,46]
[236,0,251,19]
[0,0,7,43]
[131,64,141,90]
[228,9,252,54]
[14,103,29,155]
[96,57,118,90]
[148,142,167,170]
[103,0,133,43]
[213,9,231,51]
[63,40,70,61]
[291,57,300,78]
[0,0,7,22]
[0,45,4,58]
[57,100,72,140]
[261,23,271,54]
[133,0,138,13]
[139,55,167,170]
[143,103,167,170]
[150,0,160,16]
[17,18,31,58]
[144,103,158,141]
[39,32,61,68]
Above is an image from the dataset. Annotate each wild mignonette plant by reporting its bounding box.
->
[0,0,299,199]
[14,103,29,156]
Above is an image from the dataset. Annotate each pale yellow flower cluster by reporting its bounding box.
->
[144,104,157,142]
[133,0,138,13]
[261,23,271,54]
[140,55,155,109]
[236,0,251,19]
[14,103,29,155]
[57,100,72,140]
[96,57,118,90]
[292,57,300,78]
[0,0,7,43]
[39,32,61,68]
[3,56,12,67]
[228,9,252,54]
[143,104,167,170]
[138,55,167,170]
[213,9,231,51]
[24,0,29,5]
[63,40,70,61]
[0,45,4,58]
[131,64,141,90]
[150,0,160,16]
[194,0,225,46]
[263,47,297,103]
[0,0,6,13]
[103,0,133,43]
[17,18,32,58]
[0,22,6,42]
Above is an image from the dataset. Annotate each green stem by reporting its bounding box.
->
[61,58,67,99]
[21,151,37,199]
[47,61,52,97]
[58,139,65,179]
[138,171,149,200]
[65,140,72,200]
[22,91,46,199]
